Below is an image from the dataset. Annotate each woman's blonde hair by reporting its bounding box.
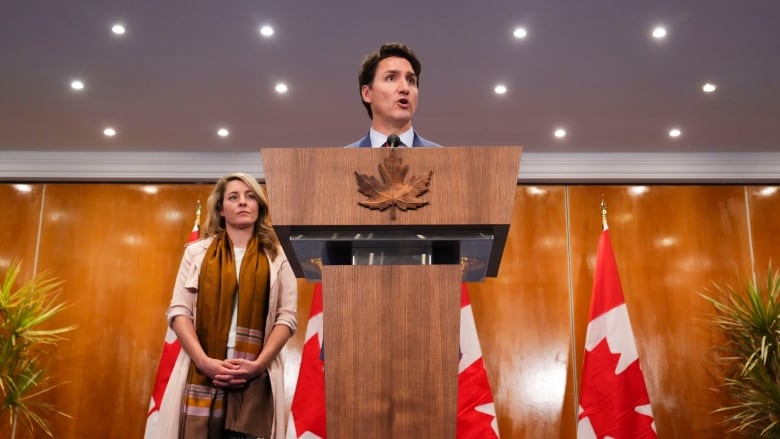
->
[203,172,280,259]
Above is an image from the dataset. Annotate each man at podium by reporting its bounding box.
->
[348,42,439,148]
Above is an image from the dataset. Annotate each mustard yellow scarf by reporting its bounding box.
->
[180,234,272,438]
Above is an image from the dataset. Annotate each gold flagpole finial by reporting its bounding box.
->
[195,200,201,225]
[600,194,608,231]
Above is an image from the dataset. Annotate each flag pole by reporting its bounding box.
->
[193,200,201,239]
[600,194,608,231]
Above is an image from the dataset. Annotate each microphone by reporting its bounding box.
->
[386,133,402,148]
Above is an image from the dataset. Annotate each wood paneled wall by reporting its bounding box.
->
[1,183,778,438]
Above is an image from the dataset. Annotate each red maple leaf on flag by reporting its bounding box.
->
[579,340,655,438]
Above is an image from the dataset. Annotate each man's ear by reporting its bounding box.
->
[361,84,372,104]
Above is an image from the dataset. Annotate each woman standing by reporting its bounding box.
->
[166,173,297,438]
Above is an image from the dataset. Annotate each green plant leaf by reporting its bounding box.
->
[701,265,780,437]
[0,260,75,437]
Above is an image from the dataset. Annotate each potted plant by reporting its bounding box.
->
[701,266,780,437]
[0,261,75,438]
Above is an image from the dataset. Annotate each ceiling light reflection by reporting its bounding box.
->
[759,187,778,197]
[123,234,143,246]
[165,211,184,221]
[141,185,158,195]
[657,236,677,248]
[518,363,568,408]
[48,210,67,223]
[526,186,547,196]
[537,236,566,250]
[13,184,33,193]
[628,186,648,196]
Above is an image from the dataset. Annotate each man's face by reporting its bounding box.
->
[361,56,418,133]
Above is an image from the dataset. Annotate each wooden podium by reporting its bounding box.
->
[262,146,521,438]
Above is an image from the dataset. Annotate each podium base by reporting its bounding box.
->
[322,264,461,438]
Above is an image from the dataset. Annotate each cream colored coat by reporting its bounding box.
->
[159,236,298,439]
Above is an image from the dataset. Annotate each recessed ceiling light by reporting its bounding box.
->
[702,83,717,93]
[554,128,567,139]
[651,26,667,40]
[494,84,507,95]
[70,79,85,91]
[513,27,528,39]
[259,25,274,37]
[275,83,288,94]
[103,127,116,137]
[111,23,126,35]
[668,128,682,138]
[217,127,230,137]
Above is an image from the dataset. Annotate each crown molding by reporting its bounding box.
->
[518,152,780,183]
[0,151,264,182]
[0,150,778,183]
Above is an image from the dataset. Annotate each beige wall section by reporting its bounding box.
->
[1,183,779,438]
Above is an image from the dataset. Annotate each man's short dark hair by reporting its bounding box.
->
[358,43,422,119]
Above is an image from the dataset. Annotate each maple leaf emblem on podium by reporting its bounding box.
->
[355,149,433,220]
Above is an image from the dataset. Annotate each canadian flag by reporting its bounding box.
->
[144,209,200,438]
[287,283,499,438]
[286,283,326,439]
[456,282,501,438]
[577,229,656,438]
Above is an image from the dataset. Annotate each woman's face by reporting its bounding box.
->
[219,179,259,231]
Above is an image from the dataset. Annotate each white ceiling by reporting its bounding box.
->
[1,0,779,155]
